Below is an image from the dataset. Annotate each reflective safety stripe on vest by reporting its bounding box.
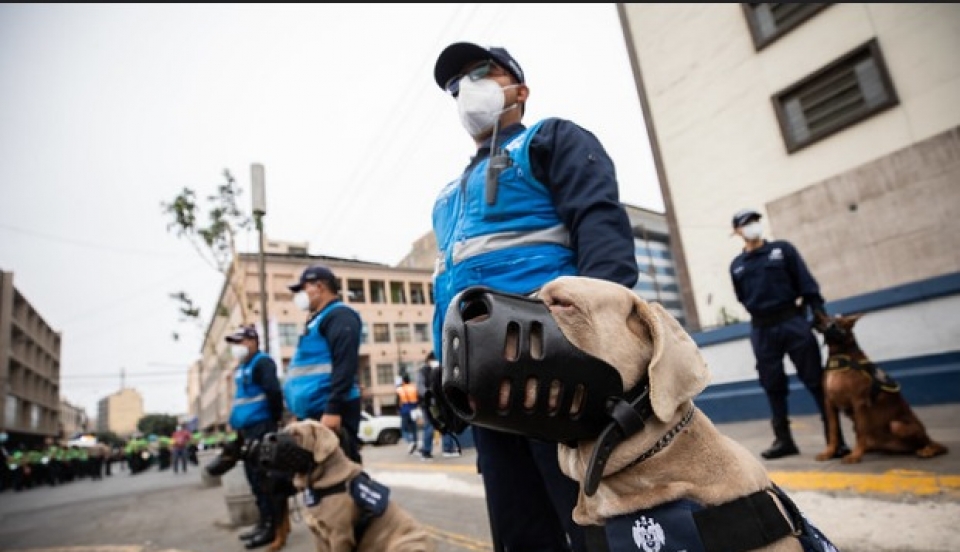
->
[284,301,361,419]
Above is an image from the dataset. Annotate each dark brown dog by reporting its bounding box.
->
[813,312,948,464]
[267,499,290,552]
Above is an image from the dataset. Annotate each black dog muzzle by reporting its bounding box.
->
[258,432,316,474]
[437,286,651,448]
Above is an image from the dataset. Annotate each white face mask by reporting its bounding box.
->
[457,77,516,137]
[428,360,439,369]
[293,290,311,312]
[740,221,763,241]
[230,344,248,360]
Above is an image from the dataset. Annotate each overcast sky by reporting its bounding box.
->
[0,3,662,420]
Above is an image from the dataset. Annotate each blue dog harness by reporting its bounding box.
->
[303,472,391,546]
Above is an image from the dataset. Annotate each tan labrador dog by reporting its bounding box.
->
[281,420,436,552]
[537,276,832,552]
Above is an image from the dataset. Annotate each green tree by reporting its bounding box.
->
[160,169,254,329]
[138,413,179,436]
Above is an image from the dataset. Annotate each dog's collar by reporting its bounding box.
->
[584,404,695,497]
[582,380,656,497]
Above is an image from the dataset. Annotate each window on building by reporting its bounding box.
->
[394,323,411,343]
[373,323,391,344]
[347,279,366,303]
[359,365,372,388]
[742,3,830,50]
[278,323,299,347]
[772,39,898,153]
[410,282,427,305]
[360,322,369,345]
[413,323,430,343]
[375,363,396,387]
[428,283,435,305]
[370,280,387,304]
[390,281,407,304]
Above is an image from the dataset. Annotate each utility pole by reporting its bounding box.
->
[251,163,270,355]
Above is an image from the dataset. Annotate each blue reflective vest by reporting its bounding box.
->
[432,120,577,357]
[229,351,273,430]
[285,302,361,419]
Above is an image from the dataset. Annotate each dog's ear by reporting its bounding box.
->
[635,299,711,422]
[308,422,342,463]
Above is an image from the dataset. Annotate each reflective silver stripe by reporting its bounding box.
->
[234,394,266,406]
[452,224,570,265]
[286,363,333,380]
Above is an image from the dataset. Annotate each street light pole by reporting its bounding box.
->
[251,163,270,356]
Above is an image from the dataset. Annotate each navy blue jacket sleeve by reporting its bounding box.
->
[319,305,362,416]
[252,354,283,422]
[528,118,638,288]
[784,241,825,311]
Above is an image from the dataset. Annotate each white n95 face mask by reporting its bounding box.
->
[293,290,311,312]
[740,221,763,240]
[457,77,512,137]
[230,344,248,360]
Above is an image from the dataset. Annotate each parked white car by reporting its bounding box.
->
[358,411,402,446]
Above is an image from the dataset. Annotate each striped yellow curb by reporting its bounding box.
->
[770,469,960,498]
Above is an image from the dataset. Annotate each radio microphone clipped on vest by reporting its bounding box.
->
[485,150,511,205]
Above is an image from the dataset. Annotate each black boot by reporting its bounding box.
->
[238,520,266,541]
[761,417,800,459]
[244,520,276,549]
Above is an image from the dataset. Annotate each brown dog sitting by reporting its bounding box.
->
[442,276,837,551]
[271,420,437,552]
[813,312,948,464]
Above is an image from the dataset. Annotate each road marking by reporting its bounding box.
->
[771,469,960,498]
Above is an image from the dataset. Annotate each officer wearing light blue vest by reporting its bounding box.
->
[225,324,284,549]
[432,42,638,552]
[286,264,364,463]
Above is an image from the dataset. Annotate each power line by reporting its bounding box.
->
[0,222,182,258]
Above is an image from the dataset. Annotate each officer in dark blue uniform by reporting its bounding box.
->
[431,42,637,552]
[729,209,848,460]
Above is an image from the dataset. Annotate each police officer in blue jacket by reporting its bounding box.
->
[286,265,364,464]
[729,209,849,460]
[223,325,285,549]
[432,42,638,552]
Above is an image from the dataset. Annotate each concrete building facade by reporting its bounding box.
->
[191,242,434,430]
[617,3,960,421]
[96,388,144,437]
[619,3,960,331]
[0,269,62,448]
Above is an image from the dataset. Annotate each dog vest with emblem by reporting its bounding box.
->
[303,472,391,545]
[603,486,838,552]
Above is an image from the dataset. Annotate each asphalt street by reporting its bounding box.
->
[1,403,958,552]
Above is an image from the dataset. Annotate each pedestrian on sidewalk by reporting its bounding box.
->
[397,373,420,455]
[171,424,192,474]
[416,352,438,460]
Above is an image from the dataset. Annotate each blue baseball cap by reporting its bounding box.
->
[288,264,338,293]
[434,42,525,93]
[225,325,258,343]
